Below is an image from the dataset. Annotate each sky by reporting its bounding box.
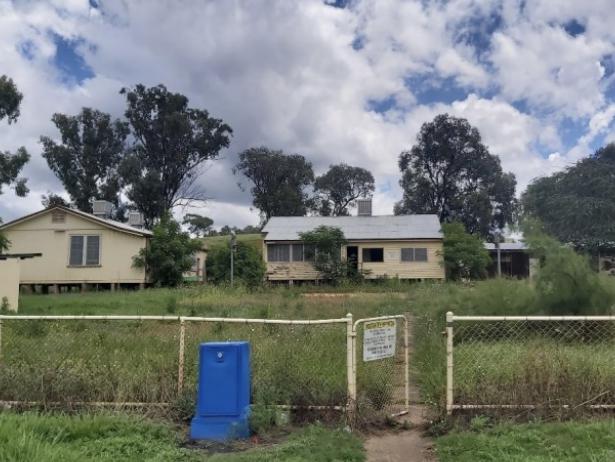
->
[2,0,615,229]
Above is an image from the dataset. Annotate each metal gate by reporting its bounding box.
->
[352,315,409,422]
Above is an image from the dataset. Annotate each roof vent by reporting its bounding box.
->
[92,200,114,219]
[127,211,145,229]
[357,198,372,217]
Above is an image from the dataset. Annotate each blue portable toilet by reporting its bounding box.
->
[190,341,251,441]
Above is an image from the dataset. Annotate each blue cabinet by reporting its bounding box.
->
[190,342,250,441]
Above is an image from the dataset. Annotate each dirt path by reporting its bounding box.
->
[364,315,437,462]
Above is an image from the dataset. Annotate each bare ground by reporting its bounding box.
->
[364,315,437,462]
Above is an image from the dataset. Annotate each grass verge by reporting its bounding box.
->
[437,419,615,461]
[0,412,364,462]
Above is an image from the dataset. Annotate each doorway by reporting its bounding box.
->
[346,246,359,276]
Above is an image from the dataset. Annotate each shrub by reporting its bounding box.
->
[525,222,615,315]
[441,222,490,280]
[299,226,349,283]
[132,214,201,287]
[206,241,265,287]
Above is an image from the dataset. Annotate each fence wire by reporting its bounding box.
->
[0,319,179,404]
[182,320,347,408]
[450,316,615,416]
[354,316,407,423]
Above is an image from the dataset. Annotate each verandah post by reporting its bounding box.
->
[446,311,454,415]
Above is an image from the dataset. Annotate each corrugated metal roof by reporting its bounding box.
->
[262,215,442,241]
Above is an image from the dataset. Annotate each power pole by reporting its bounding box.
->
[230,231,236,286]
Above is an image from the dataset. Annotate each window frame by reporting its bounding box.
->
[362,247,384,263]
[401,247,428,263]
[267,244,291,262]
[68,234,101,267]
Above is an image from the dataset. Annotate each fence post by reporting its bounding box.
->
[0,318,3,362]
[446,311,454,415]
[178,317,186,395]
[404,315,409,409]
[346,313,356,425]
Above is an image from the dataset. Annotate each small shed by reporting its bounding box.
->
[484,243,532,278]
[0,253,42,311]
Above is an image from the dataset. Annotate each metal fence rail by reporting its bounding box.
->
[446,312,615,415]
[0,313,409,425]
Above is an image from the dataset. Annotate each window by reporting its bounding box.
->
[401,248,428,262]
[69,235,100,266]
[291,244,304,262]
[362,248,384,263]
[267,244,290,262]
[303,244,315,262]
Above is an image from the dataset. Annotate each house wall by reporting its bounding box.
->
[0,259,20,311]
[264,239,444,281]
[3,212,148,284]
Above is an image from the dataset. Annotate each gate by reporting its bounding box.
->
[352,315,409,423]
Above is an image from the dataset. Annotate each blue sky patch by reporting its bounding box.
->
[51,33,95,85]
[563,19,585,37]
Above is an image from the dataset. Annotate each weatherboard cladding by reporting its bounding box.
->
[262,215,442,241]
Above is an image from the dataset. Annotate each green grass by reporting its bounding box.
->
[0,412,364,462]
[437,419,615,461]
[6,285,412,408]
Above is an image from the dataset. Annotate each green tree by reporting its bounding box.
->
[299,226,348,282]
[41,193,70,209]
[206,241,265,287]
[40,108,128,213]
[395,114,516,239]
[182,213,214,237]
[522,144,615,252]
[0,75,29,252]
[235,147,315,221]
[441,221,490,280]
[314,163,375,216]
[523,220,615,315]
[0,75,22,123]
[132,214,201,287]
[120,84,232,227]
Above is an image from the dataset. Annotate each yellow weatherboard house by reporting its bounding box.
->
[261,199,444,283]
[0,205,152,292]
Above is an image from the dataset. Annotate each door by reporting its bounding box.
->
[347,246,359,275]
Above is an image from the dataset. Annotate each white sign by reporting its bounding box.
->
[363,319,396,362]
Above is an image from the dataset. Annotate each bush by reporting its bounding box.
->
[299,226,350,283]
[132,214,201,287]
[206,241,265,287]
[441,222,490,280]
[525,222,615,315]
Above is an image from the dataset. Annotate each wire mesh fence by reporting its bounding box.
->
[448,313,615,416]
[0,317,180,405]
[354,316,408,424]
[181,319,348,408]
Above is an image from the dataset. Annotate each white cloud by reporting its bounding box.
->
[1,0,615,227]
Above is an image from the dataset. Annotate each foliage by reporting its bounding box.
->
[206,240,265,287]
[441,222,490,280]
[0,146,29,197]
[314,163,375,216]
[299,226,348,282]
[182,213,213,237]
[0,75,22,123]
[437,420,615,461]
[133,214,201,287]
[235,146,315,221]
[524,220,615,315]
[40,108,128,214]
[522,143,615,252]
[0,413,364,462]
[41,193,71,209]
[395,114,516,239]
[120,84,232,227]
